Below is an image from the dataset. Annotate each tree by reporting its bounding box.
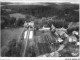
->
[1,15,10,28]
[16,18,24,27]
[10,17,16,27]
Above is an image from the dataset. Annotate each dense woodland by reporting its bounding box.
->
[1,2,79,29]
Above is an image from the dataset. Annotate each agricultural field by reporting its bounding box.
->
[1,28,23,49]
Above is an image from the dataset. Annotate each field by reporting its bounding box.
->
[9,13,26,20]
[1,28,58,57]
[26,30,59,56]
[1,27,79,57]
[1,28,23,48]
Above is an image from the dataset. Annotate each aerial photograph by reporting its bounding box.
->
[1,0,79,57]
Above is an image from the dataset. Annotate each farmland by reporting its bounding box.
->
[1,28,23,48]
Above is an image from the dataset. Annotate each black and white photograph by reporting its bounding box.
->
[0,0,80,57]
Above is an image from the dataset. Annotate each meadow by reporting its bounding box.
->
[1,28,23,48]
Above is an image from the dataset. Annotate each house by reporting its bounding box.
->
[24,21,34,28]
[55,29,67,38]
[68,36,77,42]
[39,26,50,31]
[56,38,63,43]
[76,42,80,46]
[28,21,34,27]
[56,27,67,32]
[51,24,56,32]
[72,31,78,36]
[24,21,28,28]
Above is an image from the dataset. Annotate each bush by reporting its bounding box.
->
[10,17,16,27]
[1,15,10,28]
[16,18,24,27]
[4,39,23,57]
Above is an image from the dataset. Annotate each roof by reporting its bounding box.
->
[68,36,77,42]
[72,31,78,35]
[51,24,56,30]
[55,29,66,36]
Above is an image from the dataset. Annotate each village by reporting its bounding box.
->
[37,24,79,57]
[14,21,79,57]
[1,19,79,57]
[1,2,79,57]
